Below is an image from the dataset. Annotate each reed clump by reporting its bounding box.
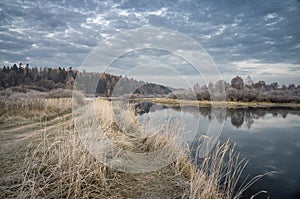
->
[19,99,254,198]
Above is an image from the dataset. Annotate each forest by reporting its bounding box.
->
[1,64,300,103]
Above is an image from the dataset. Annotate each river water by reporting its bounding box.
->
[137,106,300,199]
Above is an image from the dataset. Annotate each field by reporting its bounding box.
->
[0,89,258,198]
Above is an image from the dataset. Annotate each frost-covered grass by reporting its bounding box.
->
[0,93,260,198]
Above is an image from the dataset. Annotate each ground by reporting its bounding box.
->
[0,95,251,199]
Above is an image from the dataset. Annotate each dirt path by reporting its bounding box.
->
[0,112,72,147]
[0,112,72,135]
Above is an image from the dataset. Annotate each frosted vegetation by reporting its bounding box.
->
[1,64,300,103]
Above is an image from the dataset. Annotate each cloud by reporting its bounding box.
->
[0,0,299,84]
[219,59,300,85]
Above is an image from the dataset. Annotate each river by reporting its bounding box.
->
[137,106,300,199]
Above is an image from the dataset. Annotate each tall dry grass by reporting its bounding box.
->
[0,88,84,128]
[18,98,258,198]
[0,89,68,114]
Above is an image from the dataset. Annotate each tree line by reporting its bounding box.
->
[190,76,300,103]
[1,64,299,102]
[0,64,162,97]
[0,63,76,91]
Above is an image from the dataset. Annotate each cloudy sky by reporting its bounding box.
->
[0,0,300,85]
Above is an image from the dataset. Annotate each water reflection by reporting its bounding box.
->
[138,105,300,198]
[171,106,300,129]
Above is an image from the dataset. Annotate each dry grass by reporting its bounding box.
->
[18,99,187,198]
[0,88,83,115]
[12,98,260,198]
[0,89,82,129]
[132,97,300,108]
[188,142,246,199]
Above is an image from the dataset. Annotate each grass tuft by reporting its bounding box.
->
[1,97,260,198]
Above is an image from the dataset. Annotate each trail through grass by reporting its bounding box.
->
[0,94,260,198]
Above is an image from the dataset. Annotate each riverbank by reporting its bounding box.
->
[130,98,300,109]
[1,98,250,198]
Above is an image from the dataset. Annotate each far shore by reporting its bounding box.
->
[128,97,300,109]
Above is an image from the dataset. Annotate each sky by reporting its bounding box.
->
[0,0,300,86]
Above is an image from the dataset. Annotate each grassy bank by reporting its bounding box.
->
[0,92,74,199]
[130,97,300,108]
[1,94,257,198]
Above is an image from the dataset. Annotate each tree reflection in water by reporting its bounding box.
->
[170,106,300,129]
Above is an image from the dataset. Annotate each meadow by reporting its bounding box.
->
[0,88,259,198]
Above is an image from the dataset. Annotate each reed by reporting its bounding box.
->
[18,99,257,198]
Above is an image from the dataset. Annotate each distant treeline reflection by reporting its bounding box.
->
[171,106,300,129]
